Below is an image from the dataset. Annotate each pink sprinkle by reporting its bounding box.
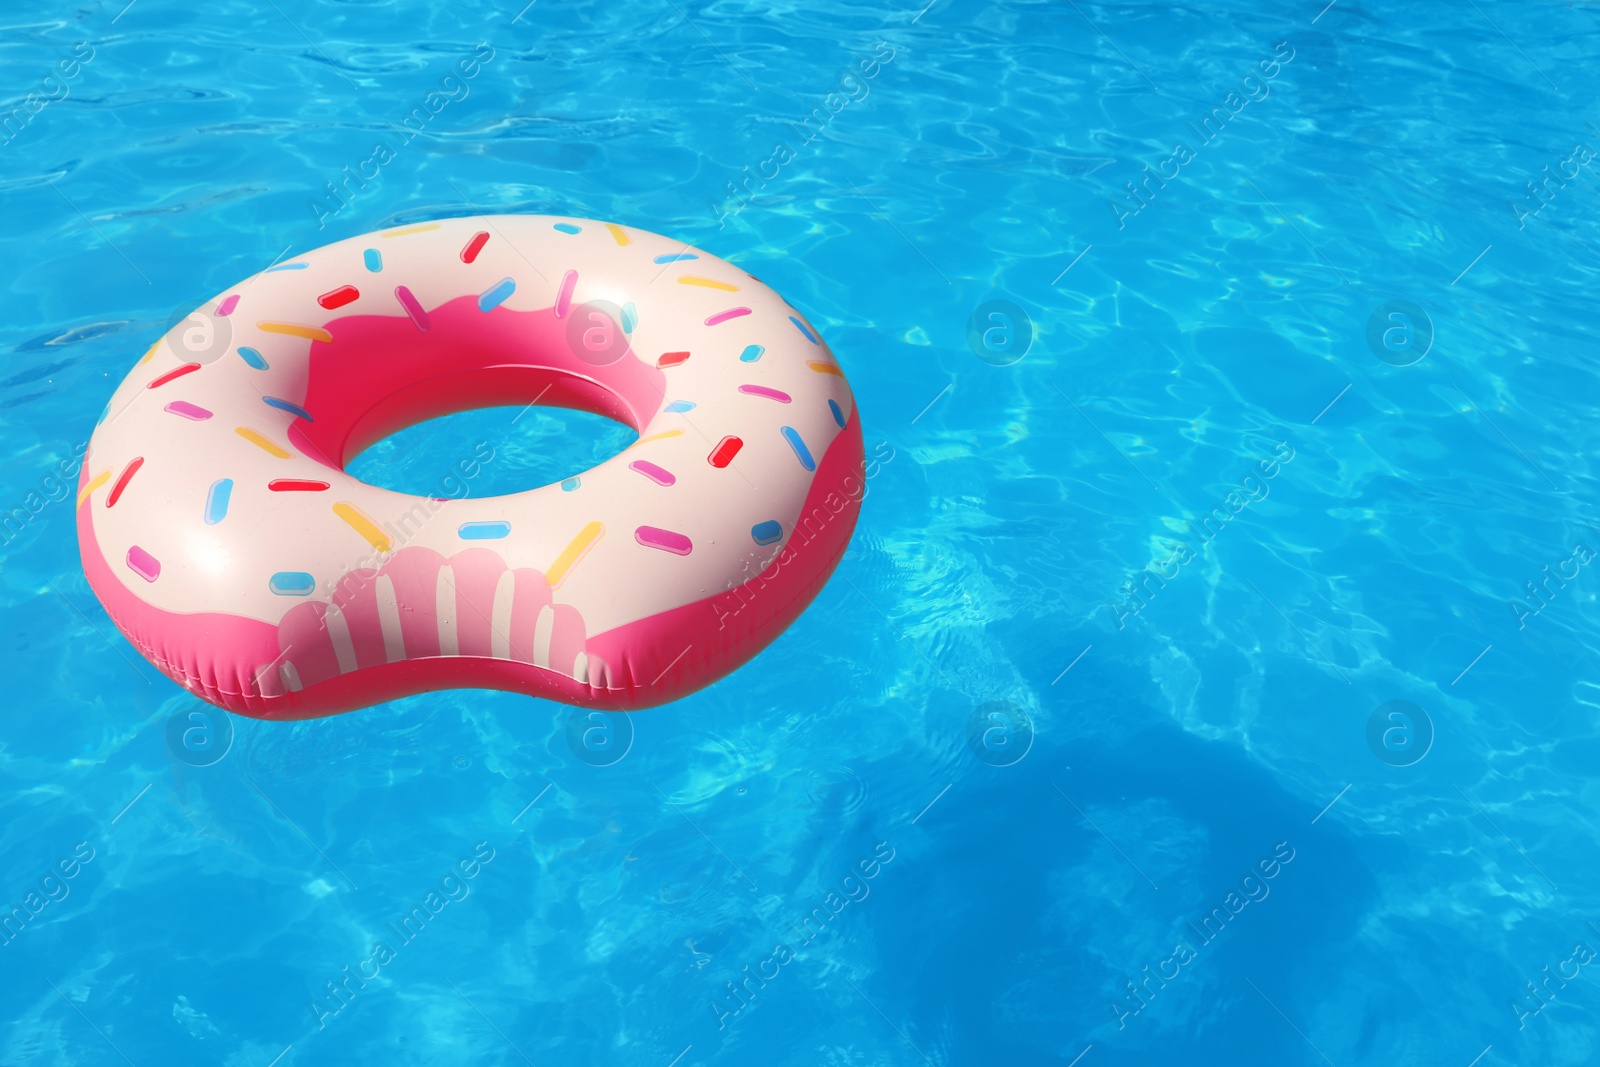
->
[555,270,578,319]
[163,401,213,420]
[126,545,160,582]
[704,307,752,326]
[635,525,692,555]
[738,384,792,403]
[216,294,240,317]
[395,285,430,331]
[629,460,676,486]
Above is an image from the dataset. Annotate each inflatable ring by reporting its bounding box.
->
[77,215,864,719]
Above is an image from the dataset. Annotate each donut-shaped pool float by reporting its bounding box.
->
[76,215,864,719]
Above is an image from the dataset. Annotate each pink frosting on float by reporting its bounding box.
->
[286,297,667,467]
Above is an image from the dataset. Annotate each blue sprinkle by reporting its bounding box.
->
[789,315,818,344]
[363,248,382,272]
[560,476,581,492]
[780,426,815,471]
[269,571,316,596]
[459,521,512,540]
[739,344,765,363]
[828,399,845,427]
[664,400,697,413]
[204,479,232,525]
[553,223,582,234]
[653,253,699,263]
[478,277,516,312]
[237,346,268,370]
[620,302,637,334]
[751,519,783,546]
[263,396,313,421]
[265,262,308,272]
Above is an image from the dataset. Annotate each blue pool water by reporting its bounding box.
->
[3,0,1599,1064]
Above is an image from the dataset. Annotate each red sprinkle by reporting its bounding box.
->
[317,285,360,310]
[148,363,201,389]
[657,351,691,369]
[461,231,490,263]
[106,456,145,507]
[708,435,743,468]
[268,479,331,492]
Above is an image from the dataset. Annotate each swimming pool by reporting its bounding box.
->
[3,0,1598,1063]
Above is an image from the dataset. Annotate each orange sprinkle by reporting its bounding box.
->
[76,469,110,507]
[807,360,844,376]
[257,321,333,343]
[235,427,291,458]
[676,276,739,292]
[546,521,604,590]
[635,429,684,446]
[333,501,392,552]
[381,223,442,238]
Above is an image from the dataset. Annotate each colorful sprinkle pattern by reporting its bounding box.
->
[82,215,859,715]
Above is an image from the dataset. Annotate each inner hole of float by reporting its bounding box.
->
[344,402,639,499]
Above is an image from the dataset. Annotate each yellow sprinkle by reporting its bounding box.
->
[635,429,684,446]
[138,342,159,366]
[381,223,442,238]
[76,469,110,507]
[677,275,739,292]
[807,360,843,376]
[605,223,630,246]
[333,501,392,553]
[257,321,333,343]
[546,521,604,591]
[235,427,291,458]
